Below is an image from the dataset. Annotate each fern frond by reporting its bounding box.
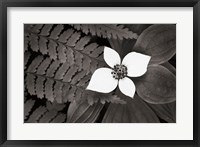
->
[70,24,138,40]
[25,24,105,64]
[24,99,35,119]
[25,71,125,109]
[28,53,102,78]
[49,24,64,40]
[87,94,126,105]
[26,106,47,123]
[24,33,30,52]
[24,24,125,105]
[40,24,53,36]
[26,73,36,95]
[38,109,58,123]
[35,76,46,99]
[46,101,66,111]
[101,95,127,104]
[25,99,66,123]
[51,114,66,123]
[25,73,89,104]
[31,24,44,33]
[24,51,31,69]
[27,55,44,73]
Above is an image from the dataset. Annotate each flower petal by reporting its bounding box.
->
[119,77,135,98]
[86,68,118,93]
[122,52,151,77]
[104,47,121,68]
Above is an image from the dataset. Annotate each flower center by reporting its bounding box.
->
[111,64,128,80]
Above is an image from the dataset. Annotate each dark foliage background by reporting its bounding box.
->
[24,24,176,123]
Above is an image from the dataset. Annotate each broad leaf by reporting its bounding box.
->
[162,62,176,76]
[136,65,176,104]
[67,101,104,123]
[133,24,176,64]
[108,25,150,59]
[146,101,176,123]
[109,38,136,59]
[102,95,159,123]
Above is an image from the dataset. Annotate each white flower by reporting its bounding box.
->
[86,47,151,98]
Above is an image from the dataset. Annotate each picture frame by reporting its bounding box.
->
[0,0,199,146]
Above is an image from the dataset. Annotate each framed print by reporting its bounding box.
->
[0,0,199,146]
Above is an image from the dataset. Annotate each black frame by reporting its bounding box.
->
[0,0,199,146]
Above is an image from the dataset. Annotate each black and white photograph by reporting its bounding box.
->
[24,24,176,123]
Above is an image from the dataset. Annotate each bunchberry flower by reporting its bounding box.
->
[86,47,151,98]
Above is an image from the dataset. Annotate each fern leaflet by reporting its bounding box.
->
[70,24,138,40]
